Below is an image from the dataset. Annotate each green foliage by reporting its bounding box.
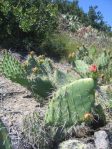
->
[23,112,66,149]
[61,14,82,32]
[0,0,58,49]
[88,47,97,60]
[0,120,12,149]
[1,51,79,98]
[45,78,96,127]
[55,0,111,33]
[41,33,80,58]
[95,50,112,83]
[87,6,111,32]
[42,58,54,75]
[71,46,112,83]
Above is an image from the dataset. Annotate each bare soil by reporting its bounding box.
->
[0,75,47,149]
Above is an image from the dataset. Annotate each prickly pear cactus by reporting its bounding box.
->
[24,54,38,75]
[30,76,54,98]
[1,51,29,87]
[96,51,109,69]
[53,69,76,87]
[23,54,54,77]
[76,46,88,60]
[0,51,54,98]
[42,58,54,75]
[75,60,89,76]
[83,56,93,65]
[45,78,95,127]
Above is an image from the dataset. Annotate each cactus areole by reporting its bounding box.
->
[45,78,95,127]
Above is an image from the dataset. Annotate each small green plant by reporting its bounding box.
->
[0,120,12,149]
[23,113,67,149]
[96,51,109,70]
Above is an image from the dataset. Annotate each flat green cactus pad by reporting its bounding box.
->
[30,76,54,98]
[75,60,89,74]
[1,51,29,87]
[53,69,76,87]
[45,78,95,127]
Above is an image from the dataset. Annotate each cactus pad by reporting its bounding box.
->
[1,51,29,87]
[45,78,95,127]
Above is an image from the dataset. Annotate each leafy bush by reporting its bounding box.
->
[0,0,58,50]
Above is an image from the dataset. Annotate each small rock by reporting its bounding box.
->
[94,130,110,149]
[58,139,95,149]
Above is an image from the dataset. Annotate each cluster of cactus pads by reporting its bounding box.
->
[0,51,75,98]
[0,51,54,97]
[0,51,105,128]
[69,46,112,83]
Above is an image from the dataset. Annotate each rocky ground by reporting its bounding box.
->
[0,75,47,149]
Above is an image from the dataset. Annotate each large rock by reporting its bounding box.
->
[94,130,110,149]
[58,139,95,149]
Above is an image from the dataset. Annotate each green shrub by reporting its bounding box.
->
[0,0,58,50]
[41,33,81,59]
